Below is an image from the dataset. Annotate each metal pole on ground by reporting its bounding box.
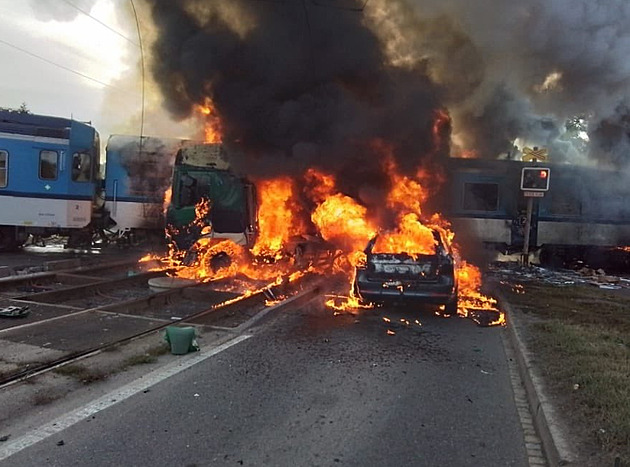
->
[522,197,534,266]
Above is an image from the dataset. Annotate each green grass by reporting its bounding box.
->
[53,344,170,384]
[32,391,61,406]
[500,282,630,465]
[53,364,107,384]
[120,344,170,369]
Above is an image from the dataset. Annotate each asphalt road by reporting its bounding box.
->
[2,301,528,467]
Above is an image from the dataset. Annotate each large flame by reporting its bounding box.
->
[195,97,223,143]
[145,113,502,324]
[251,177,295,260]
[311,193,377,255]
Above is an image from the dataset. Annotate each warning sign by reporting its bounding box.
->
[523,147,548,162]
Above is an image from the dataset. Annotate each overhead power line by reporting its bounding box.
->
[61,0,140,47]
[0,37,127,93]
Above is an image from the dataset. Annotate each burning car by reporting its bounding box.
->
[353,228,458,314]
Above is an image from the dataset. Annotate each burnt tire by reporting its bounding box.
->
[443,295,458,317]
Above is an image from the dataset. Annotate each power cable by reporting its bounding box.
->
[0,37,128,92]
[60,0,140,47]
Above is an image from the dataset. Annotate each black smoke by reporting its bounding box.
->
[145,0,630,172]
[144,0,446,196]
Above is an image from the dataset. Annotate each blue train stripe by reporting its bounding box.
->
[105,196,162,203]
[453,211,630,226]
[0,191,92,201]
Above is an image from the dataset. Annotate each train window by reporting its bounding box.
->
[0,150,7,187]
[72,152,92,182]
[549,192,581,215]
[462,183,499,211]
[39,150,58,180]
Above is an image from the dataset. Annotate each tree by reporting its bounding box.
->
[0,102,31,114]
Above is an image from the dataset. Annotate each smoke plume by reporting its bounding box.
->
[144,0,630,172]
[143,0,445,196]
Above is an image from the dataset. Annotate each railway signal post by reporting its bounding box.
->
[520,166,550,265]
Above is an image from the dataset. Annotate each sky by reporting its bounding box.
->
[0,0,195,144]
[2,0,630,170]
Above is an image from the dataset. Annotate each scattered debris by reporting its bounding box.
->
[489,262,630,289]
[0,306,30,318]
[468,308,504,327]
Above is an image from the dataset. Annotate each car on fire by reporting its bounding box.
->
[353,228,458,314]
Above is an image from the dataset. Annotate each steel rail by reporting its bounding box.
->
[0,258,146,292]
[0,276,320,389]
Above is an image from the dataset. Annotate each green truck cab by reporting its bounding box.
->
[165,144,257,250]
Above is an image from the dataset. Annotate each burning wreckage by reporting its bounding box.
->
[143,143,504,328]
[353,227,458,315]
[132,0,543,327]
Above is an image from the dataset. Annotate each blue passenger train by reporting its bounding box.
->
[441,157,630,265]
[0,110,102,249]
[1,110,630,266]
[104,135,194,239]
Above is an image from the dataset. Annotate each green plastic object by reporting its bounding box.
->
[165,326,199,355]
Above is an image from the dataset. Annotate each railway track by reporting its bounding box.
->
[0,270,321,389]
[0,258,153,298]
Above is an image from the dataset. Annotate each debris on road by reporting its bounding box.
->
[0,305,30,318]
[489,262,630,289]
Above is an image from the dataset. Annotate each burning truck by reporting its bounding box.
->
[144,141,502,326]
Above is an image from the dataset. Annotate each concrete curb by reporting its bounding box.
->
[496,290,576,466]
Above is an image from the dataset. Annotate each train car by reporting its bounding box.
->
[443,157,630,264]
[165,143,258,250]
[104,135,195,241]
[0,111,101,250]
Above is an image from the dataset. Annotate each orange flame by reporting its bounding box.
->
[143,126,502,326]
[311,193,377,256]
[251,177,295,260]
[163,187,172,215]
[195,97,223,143]
[456,261,505,325]
[373,213,436,257]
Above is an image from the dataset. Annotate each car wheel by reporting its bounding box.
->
[443,296,458,316]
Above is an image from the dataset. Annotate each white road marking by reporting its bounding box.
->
[0,334,252,462]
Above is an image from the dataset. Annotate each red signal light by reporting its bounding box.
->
[521,167,550,191]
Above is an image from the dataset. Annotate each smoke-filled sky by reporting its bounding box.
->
[142,0,630,175]
[3,0,630,171]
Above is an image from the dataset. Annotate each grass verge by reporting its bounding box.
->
[52,343,170,384]
[120,344,170,370]
[499,282,630,466]
[53,364,108,384]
